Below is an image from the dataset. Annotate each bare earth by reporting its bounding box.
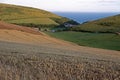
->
[0,22,120,80]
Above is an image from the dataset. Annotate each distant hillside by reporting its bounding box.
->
[71,14,120,33]
[0,3,78,29]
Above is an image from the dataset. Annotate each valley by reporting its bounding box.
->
[0,21,120,80]
[0,3,120,80]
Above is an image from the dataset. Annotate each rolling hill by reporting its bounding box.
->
[71,14,120,33]
[46,14,120,50]
[0,21,120,80]
[0,3,120,80]
[0,21,69,45]
[0,3,78,29]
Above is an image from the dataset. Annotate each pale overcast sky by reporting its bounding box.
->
[0,0,120,12]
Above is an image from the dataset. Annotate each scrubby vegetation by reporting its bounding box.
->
[71,14,120,33]
[0,3,60,20]
[46,31,120,50]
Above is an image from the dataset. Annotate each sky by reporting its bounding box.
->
[0,0,120,12]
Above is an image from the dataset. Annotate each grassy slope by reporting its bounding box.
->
[7,18,58,25]
[0,3,70,27]
[46,31,120,51]
[72,14,120,33]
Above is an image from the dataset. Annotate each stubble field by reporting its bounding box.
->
[0,41,120,80]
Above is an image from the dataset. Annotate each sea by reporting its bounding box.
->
[53,12,119,23]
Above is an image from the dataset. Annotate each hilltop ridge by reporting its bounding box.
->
[0,3,78,29]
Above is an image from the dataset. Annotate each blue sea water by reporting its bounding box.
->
[53,12,119,23]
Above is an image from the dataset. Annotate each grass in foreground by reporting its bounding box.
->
[0,51,120,80]
[46,31,120,51]
[0,39,120,80]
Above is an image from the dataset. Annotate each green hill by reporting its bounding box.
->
[71,14,120,33]
[46,14,120,50]
[0,3,77,29]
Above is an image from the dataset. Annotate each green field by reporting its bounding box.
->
[6,18,59,25]
[46,31,120,51]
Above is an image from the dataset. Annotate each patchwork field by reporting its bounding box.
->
[0,21,120,80]
[0,3,120,79]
